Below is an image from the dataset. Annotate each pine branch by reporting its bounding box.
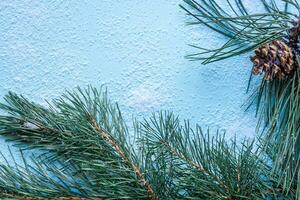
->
[137,111,282,199]
[158,136,231,195]
[88,114,157,200]
[248,66,300,195]
[0,86,156,199]
[0,148,102,199]
[0,86,297,199]
[181,0,300,198]
[180,0,295,63]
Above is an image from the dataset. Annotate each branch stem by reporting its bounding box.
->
[160,140,231,195]
[88,114,157,200]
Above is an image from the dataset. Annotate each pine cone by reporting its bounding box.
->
[251,40,296,81]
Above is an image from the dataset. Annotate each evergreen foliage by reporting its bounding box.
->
[0,86,295,199]
[180,0,296,64]
[180,0,300,199]
[0,0,298,199]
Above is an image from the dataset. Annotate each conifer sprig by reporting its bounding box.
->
[0,86,154,199]
[138,112,294,199]
[181,0,300,198]
[180,0,296,64]
[0,86,294,199]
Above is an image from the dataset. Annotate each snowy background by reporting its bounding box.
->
[0,0,265,142]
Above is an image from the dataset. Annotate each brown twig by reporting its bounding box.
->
[159,140,231,195]
[87,114,157,200]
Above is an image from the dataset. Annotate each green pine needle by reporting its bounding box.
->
[180,0,296,64]
[0,86,295,199]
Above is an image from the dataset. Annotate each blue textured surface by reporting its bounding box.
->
[0,0,261,143]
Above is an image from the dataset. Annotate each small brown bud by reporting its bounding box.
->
[263,63,270,70]
[273,65,280,74]
[270,44,278,51]
[279,57,287,66]
[261,48,268,57]
[252,66,260,75]
[270,50,277,58]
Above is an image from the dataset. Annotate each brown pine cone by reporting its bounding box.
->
[251,40,296,81]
